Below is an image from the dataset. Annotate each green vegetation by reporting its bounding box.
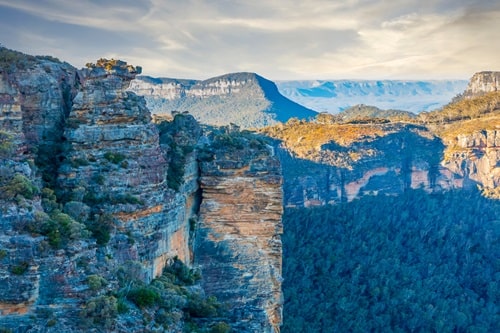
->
[0,47,36,73]
[157,114,200,191]
[87,275,108,292]
[103,151,127,164]
[80,295,118,329]
[0,174,39,201]
[0,131,14,158]
[85,213,113,246]
[127,287,161,308]
[1,46,60,73]
[29,210,89,249]
[420,91,500,124]
[10,261,29,275]
[340,104,416,122]
[99,258,229,332]
[282,189,500,332]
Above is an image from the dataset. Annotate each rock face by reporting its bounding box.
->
[57,59,199,282]
[129,72,317,128]
[195,131,283,332]
[0,50,78,318]
[462,71,500,98]
[265,120,500,207]
[0,49,284,332]
[444,129,500,189]
[273,124,449,207]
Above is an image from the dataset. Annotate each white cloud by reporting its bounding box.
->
[0,0,499,79]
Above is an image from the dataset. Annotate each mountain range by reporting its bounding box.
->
[129,73,317,128]
[276,79,468,113]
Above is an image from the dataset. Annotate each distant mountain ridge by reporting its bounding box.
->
[129,72,317,128]
[276,79,468,114]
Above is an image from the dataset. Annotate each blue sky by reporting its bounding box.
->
[0,0,498,80]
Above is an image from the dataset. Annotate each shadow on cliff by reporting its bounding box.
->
[273,124,449,206]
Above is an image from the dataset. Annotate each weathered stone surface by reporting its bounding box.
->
[444,129,500,188]
[274,124,449,207]
[462,71,500,98]
[196,135,283,333]
[57,59,196,283]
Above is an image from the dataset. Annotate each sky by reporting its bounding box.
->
[0,0,499,80]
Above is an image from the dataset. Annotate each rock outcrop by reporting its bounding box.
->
[462,71,500,99]
[56,58,198,283]
[195,129,283,332]
[443,129,500,190]
[1,48,284,332]
[0,49,78,318]
[129,72,317,128]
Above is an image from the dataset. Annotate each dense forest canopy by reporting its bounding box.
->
[282,189,499,332]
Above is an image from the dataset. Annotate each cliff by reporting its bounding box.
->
[0,48,284,332]
[461,71,500,99]
[195,128,283,332]
[261,113,499,207]
[56,58,198,281]
[129,72,317,128]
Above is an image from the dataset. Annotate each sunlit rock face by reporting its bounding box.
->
[57,60,198,282]
[443,130,500,189]
[462,71,500,98]
[196,139,283,333]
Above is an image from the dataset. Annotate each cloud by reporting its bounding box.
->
[0,0,499,79]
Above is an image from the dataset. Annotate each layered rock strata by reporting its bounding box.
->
[0,52,77,317]
[195,132,283,332]
[462,71,500,98]
[57,59,197,281]
[443,129,500,189]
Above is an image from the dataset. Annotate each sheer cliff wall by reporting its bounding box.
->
[195,132,283,332]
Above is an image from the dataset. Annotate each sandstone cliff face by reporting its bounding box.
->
[195,130,283,332]
[0,57,201,330]
[0,52,78,318]
[269,121,500,207]
[462,71,500,98]
[1,50,284,332]
[57,60,197,282]
[443,129,500,190]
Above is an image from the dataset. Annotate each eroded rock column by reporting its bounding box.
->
[196,134,283,333]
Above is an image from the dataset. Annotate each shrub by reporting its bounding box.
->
[80,296,118,329]
[11,261,29,275]
[86,213,113,246]
[70,157,90,168]
[0,131,14,158]
[127,287,160,308]
[0,174,39,200]
[210,322,231,333]
[36,210,89,248]
[103,152,126,164]
[186,295,219,318]
[87,275,108,292]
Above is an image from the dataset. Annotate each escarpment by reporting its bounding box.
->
[1,49,284,332]
[56,59,200,282]
[461,71,500,99]
[129,72,317,128]
[195,128,283,332]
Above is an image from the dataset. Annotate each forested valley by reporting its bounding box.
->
[282,189,499,332]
